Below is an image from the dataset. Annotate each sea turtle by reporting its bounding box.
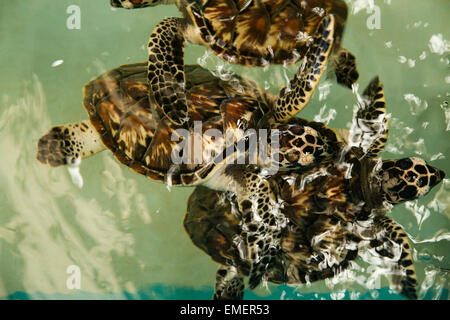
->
[183,78,445,300]
[37,16,341,289]
[109,0,359,125]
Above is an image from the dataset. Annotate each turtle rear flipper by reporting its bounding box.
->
[273,15,335,122]
[351,76,389,159]
[327,0,359,88]
[37,120,105,167]
[213,265,245,300]
[331,48,359,89]
[247,247,282,290]
[233,170,287,290]
[370,216,418,300]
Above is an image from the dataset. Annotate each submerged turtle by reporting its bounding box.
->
[38,16,342,289]
[110,0,359,125]
[184,77,445,300]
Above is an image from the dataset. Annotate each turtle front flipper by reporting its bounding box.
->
[37,121,105,167]
[147,17,189,126]
[325,0,359,88]
[213,265,245,300]
[351,76,389,159]
[273,15,335,122]
[370,216,418,300]
[236,170,287,290]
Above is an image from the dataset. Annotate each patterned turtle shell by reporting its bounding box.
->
[83,62,272,185]
[186,0,349,66]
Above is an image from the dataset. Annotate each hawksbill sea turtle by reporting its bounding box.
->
[37,15,345,289]
[36,15,444,294]
[183,77,445,300]
[109,0,359,125]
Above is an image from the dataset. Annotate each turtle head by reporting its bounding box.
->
[379,157,445,204]
[269,124,335,171]
[110,0,167,8]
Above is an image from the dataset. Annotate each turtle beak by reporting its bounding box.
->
[435,169,445,186]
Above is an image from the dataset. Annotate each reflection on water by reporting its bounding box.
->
[0,0,449,299]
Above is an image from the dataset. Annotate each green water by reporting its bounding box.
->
[0,0,448,300]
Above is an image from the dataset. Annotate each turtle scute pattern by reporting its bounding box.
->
[37,124,84,167]
[80,15,337,190]
[83,63,270,183]
[351,76,389,158]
